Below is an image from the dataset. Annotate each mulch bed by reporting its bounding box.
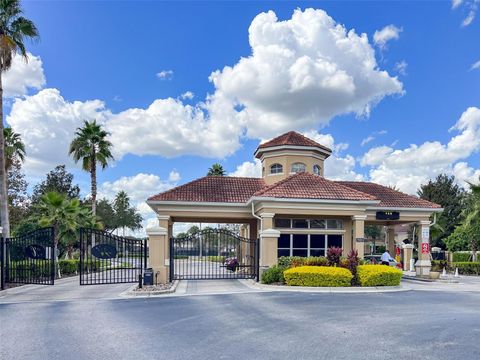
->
[133,283,175,292]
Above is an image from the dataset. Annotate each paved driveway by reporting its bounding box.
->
[0,276,132,303]
[1,290,480,360]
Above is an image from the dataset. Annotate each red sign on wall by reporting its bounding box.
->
[421,243,430,254]
[396,247,401,255]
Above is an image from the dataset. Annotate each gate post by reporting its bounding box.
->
[259,229,280,277]
[146,216,170,285]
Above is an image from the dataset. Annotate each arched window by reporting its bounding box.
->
[313,164,321,175]
[291,162,306,173]
[270,163,283,174]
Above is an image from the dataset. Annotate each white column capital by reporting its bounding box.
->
[352,215,368,221]
[402,244,414,249]
[146,226,168,236]
[157,215,171,221]
[260,212,275,219]
[419,220,431,226]
[260,228,281,238]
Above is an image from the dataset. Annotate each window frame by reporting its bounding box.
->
[290,162,307,174]
[313,164,321,175]
[277,233,344,257]
[269,163,284,175]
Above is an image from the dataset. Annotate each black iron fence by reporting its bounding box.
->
[79,228,147,285]
[170,228,258,280]
[1,227,55,288]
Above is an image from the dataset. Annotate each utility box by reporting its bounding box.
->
[143,268,153,286]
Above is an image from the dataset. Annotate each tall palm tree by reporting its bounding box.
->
[207,163,225,176]
[0,0,39,237]
[69,120,114,217]
[4,127,25,171]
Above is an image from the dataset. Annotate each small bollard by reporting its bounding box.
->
[442,268,447,277]
[138,274,143,288]
[454,268,459,278]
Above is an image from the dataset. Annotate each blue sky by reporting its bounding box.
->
[4,1,480,228]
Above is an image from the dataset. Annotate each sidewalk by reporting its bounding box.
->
[403,275,480,292]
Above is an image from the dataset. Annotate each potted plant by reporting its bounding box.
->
[224,257,239,272]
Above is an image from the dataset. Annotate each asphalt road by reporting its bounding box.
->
[1,289,480,360]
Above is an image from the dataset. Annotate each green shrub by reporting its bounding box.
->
[452,262,480,275]
[207,256,225,263]
[58,259,78,275]
[278,256,329,268]
[357,265,402,287]
[261,265,286,284]
[431,260,448,272]
[174,255,188,259]
[283,266,352,287]
[452,252,474,262]
[303,257,328,266]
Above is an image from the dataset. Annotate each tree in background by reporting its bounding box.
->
[113,191,142,236]
[94,192,142,235]
[31,165,80,204]
[69,120,114,217]
[96,198,116,231]
[365,225,382,254]
[3,128,28,232]
[8,158,29,231]
[0,0,39,237]
[418,174,466,248]
[207,163,225,176]
[464,180,480,261]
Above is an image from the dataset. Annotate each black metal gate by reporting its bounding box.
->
[79,228,147,285]
[1,227,55,289]
[170,228,258,280]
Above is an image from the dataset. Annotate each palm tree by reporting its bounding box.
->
[69,120,114,217]
[37,191,101,275]
[207,163,225,176]
[38,192,81,277]
[4,127,25,171]
[0,0,39,237]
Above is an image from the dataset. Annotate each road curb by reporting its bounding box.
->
[119,280,179,298]
[240,279,412,293]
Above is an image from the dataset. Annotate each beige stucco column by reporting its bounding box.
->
[259,213,279,274]
[352,215,367,259]
[415,220,431,277]
[387,227,396,256]
[402,244,414,271]
[146,215,171,285]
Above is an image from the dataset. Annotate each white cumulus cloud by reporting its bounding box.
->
[156,70,173,80]
[6,88,110,176]
[211,8,403,138]
[361,107,480,193]
[3,52,46,98]
[373,25,402,50]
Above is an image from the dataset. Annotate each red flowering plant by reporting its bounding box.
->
[224,257,239,272]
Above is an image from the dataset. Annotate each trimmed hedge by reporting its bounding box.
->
[451,262,480,275]
[278,256,328,268]
[357,265,402,287]
[58,259,78,275]
[261,265,286,284]
[284,266,353,287]
[452,253,476,262]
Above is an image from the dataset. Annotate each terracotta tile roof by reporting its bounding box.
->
[336,181,442,209]
[148,176,266,203]
[256,131,332,152]
[253,173,378,201]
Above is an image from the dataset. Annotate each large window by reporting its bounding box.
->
[270,163,283,175]
[277,234,343,258]
[291,162,306,173]
[274,218,344,230]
